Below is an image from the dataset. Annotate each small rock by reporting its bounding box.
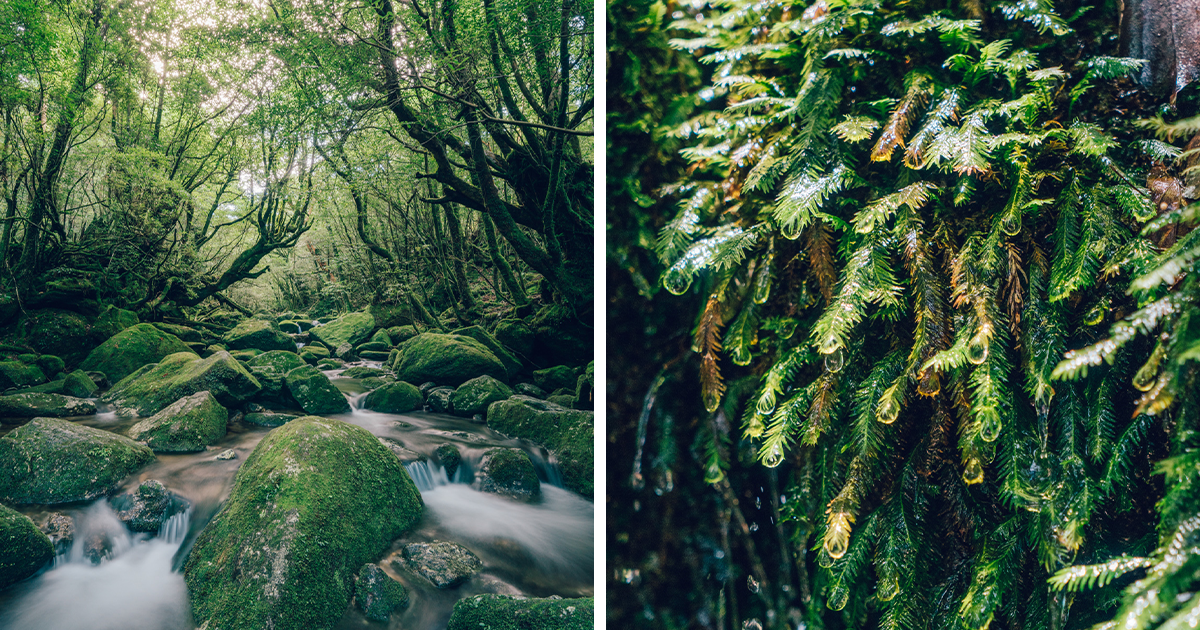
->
[41,512,75,554]
[435,444,461,479]
[112,480,171,532]
[400,541,482,589]
[215,449,238,460]
[426,387,454,413]
[513,383,547,399]
[476,448,540,501]
[355,563,409,621]
[83,531,114,564]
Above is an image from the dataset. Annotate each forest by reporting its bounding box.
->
[0,0,595,628]
[609,0,1200,629]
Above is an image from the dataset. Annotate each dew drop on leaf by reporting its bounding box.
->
[828,587,849,611]
[762,443,785,468]
[747,575,760,593]
[662,267,692,295]
[1132,361,1158,392]
[704,463,725,484]
[979,407,1002,442]
[756,389,776,415]
[877,575,899,602]
[966,336,989,365]
[963,457,984,485]
[1000,212,1021,236]
[749,522,759,532]
[746,415,765,438]
[703,389,722,412]
[1084,304,1104,326]
[824,348,845,373]
[917,369,940,396]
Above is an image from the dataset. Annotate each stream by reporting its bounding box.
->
[0,365,594,629]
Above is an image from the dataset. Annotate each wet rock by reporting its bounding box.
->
[393,333,507,387]
[389,325,418,343]
[79,323,196,384]
[299,344,330,365]
[127,391,228,452]
[379,437,424,464]
[285,365,350,414]
[0,360,47,391]
[17,309,96,366]
[476,448,540,500]
[401,541,482,588]
[230,349,263,362]
[532,365,577,392]
[0,392,96,418]
[215,449,237,460]
[34,355,65,378]
[62,370,99,398]
[247,350,308,374]
[83,531,113,564]
[153,322,202,343]
[418,381,439,395]
[246,367,299,409]
[487,396,593,497]
[426,387,454,413]
[360,376,393,390]
[342,367,387,379]
[93,305,139,342]
[355,563,408,621]
[363,381,423,414]
[40,512,74,554]
[449,376,512,419]
[447,594,593,630]
[184,416,423,630]
[435,444,461,478]
[112,480,171,532]
[450,325,522,378]
[0,417,155,504]
[547,394,575,408]
[335,342,358,361]
[244,411,301,427]
[222,319,296,353]
[104,351,262,417]
[513,383,547,399]
[369,329,392,346]
[311,312,376,349]
[575,362,593,410]
[0,504,55,589]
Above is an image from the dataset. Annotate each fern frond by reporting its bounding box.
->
[1049,556,1153,592]
[774,164,859,238]
[872,74,933,162]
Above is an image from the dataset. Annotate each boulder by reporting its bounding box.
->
[527,306,591,368]
[278,319,314,333]
[393,333,507,387]
[0,504,55,590]
[10,379,65,395]
[513,383,547,399]
[0,392,96,418]
[487,396,593,497]
[40,512,74,554]
[493,319,535,359]
[532,365,577,392]
[285,365,350,414]
[243,411,300,427]
[127,391,228,452]
[299,344,330,365]
[28,274,97,313]
[368,302,413,329]
[111,479,172,532]
[93,305,140,341]
[427,387,454,413]
[0,417,155,504]
[334,342,357,361]
[370,329,392,345]
[78,323,196,384]
[476,448,540,500]
[359,350,391,362]
[547,394,575,407]
[449,375,513,418]
[447,595,593,630]
[34,355,65,378]
[247,350,308,375]
[360,376,393,390]
[17,309,95,365]
[342,367,387,379]
[362,382,423,414]
[246,367,298,409]
[316,358,344,370]
[311,312,376,350]
[389,325,418,343]
[0,361,46,391]
[435,444,461,478]
[356,341,390,353]
[355,563,409,621]
[400,541,482,589]
[183,416,424,630]
[152,323,202,343]
[451,326,522,378]
[104,351,261,417]
[222,319,296,353]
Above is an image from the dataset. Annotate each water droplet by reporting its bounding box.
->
[749,522,759,532]
[1133,360,1159,392]
[704,463,725,484]
[817,549,834,568]
[824,348,844,373]
[780,495,786,504]
[703,389,722,412]
[828,587,848,610]
[877,575,899,601]
[1000,212,1021,236]
[917,369,940,396]
[746,415,766,438]
[876,385,901,424]
[824,512,851,559]
[747,574,760,593]
[756,389,777,415]
[1084,304,1104,326]
[966,335,989,365]
[754,260,773,304]
[781,221,801,240]
[662,267,692,295]
[963,457,984,485]
[631,471,645,490]
[979,407,1002,442]
[762,443,785,468]
[743,619,763,630]
[755,496,762,509]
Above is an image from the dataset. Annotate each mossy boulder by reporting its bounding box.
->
[230,349,263,362]
[547,394,575,408]
[285,365,350,414]
[532,365,577,392]
[367,302,412,329]
[34,355,64,378]
[111,479,172,532]
[104,351,262,417]
[153,323,202,343]
[401,541,482,589]
[11,379,65,395]
[222,319,295,353]
[0,504,54,590]
[359,350,391,362]
[370,329,392,345]
[393,333,507,387]
[183,416,424,630]
[427,387,454,413]
[355,563,408,621]
[62,370,99,398]
[476,448,540,500]
[93,305,140,342]
[451,326,522,379]
[79,323,197,384]
[435,444,461,478]
[311,283,352,318]
[0,392,96,418]
[17,309,96,366]
[388,325,418,343]
[356,341,390,353]
[486,396,593,497]
[342,367,387,379]
[316,358,343,370]
[0,361,46,391]
[127,391,228,453]
[278,319,314,333]
[362,381,423,413]
[447,595,593,630]
[0,417,155,504]
[449,375,512,418]
[513,383,547,399]
[311,312,376,350]
[493,319,535,359]
[299,344,331,365]
[247,350,308,375]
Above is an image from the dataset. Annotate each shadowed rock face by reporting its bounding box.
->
[1121,0,1200,99]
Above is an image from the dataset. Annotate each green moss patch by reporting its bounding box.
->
[0,503,54,589]
[362,381,422,414]
[79,323,196,384]
[447,594,593,630]
[104,351,261,416]
[0,393,96,418]
[310,312,375,349]
[284,365,350,414]
[449,375,512,418]
[486,396,593,497]
[222,319,297,353]
[392,333,507,387]
[127,391,228,452]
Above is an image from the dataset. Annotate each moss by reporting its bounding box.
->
[478,448,540,500]
[10,379,66,395]
[486,396,593,497]
[362,381,422,413]
[0,393,96,418]
[34,355,65,377]
[310,312,375,350]
[369,329,392,345]
[354,563,408,621]
[547,394,575,408]
[493,319,535,358]
[18,309,96,366]
[427,388,453,413]
[0,361,47,391]
[299,345,330,365]
[79,323,196,384]
[449,375,513,418]
[393,333,507,387]
[244,412,300,427]
[104,351,262,416]
[316,358,343,370]
[367,302,412,329]
[355,341,390,353]
[451,326,522,379]
[222,319,297,353]
[230,349,263,362]
[388,325,418,343]
[532,365,577,392]
[574,362,594,410]
[0,503,55,589]
[151,322,202,342]
[359,350,391,362]
[62,370,99,398]
[0,417,155,504]
[127,391,228,452]
[446,595,594,630]
[247,350,307,375]
[341,367,387,379]
[284,365,350,414]
[435,444,461,478]
[183,416,423,630]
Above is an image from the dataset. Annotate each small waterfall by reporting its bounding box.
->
[295,323,302,334]
[405,461,453,491]
[66,502,133,565]
[157,508,191,545]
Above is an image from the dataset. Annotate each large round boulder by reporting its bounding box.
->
[247,350,308,375]
[17,309,96,366]
[0,392,96,418]
[127,391,228,453]
[78,323,196,384]
[62,370,99,399]
[451,326,522,378]
[0,504,55,590]
[285,365,350,414]
[310,311,375,350]
[447,594,593,630]
[222,319,296,353]
[183,416,424,630]
[0,417,155,504]
[92,306,139,342]
[448,375,512,418]
[392,333,507,387]
[0,360,46,391]
[476,448,540,500]
[486,396,593,497]
[103,351,262,417]
[362,381,423,414]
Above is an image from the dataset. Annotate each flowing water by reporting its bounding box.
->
[0,365,593,629]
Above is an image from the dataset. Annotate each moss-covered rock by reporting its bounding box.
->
[355,563,408,621]
[299,345,330,365]
[0,392,96,418]
[451,326,522,379]
[34,355,65,378]
[362,381,422,413]
[61,370,98,398]
[400,541,482,589]
[285,365,350,414]
[0,417,155,504]
[435,444,461,478]
[316,358,343,370]
[449,375,512,418]
[393,333,507,387]
[247,350,308,375]
[104,351,262,417]
[546,394,575,408]
[367,302,412,329]
[532,365,577,392]
[0,361,47,391]
[0,503,54,590]
[486,396,593,497]
[278,319,314,333]
[243,411,300,427]
[369,329,392,345]
[388,325,418,343]
[153,323,202,343]
[183,416,424,630]
[355,340,390,353]
[513,383,547,399]
[93,305,139,342]
[18,309,96,366]
[311,312,375,350]
[10,379,65,395]
[222,319,296,353]
[446,595,593,630]
[477,448,540,500]
[111,480,172,532]
[230,349,263,362]
[359,350,391,362]
[341,367,387,379]
[575,362,594,410]
[427,387,454,413]
[493,319,535,359]
[78,323,197,384]
[127,391,228,452]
